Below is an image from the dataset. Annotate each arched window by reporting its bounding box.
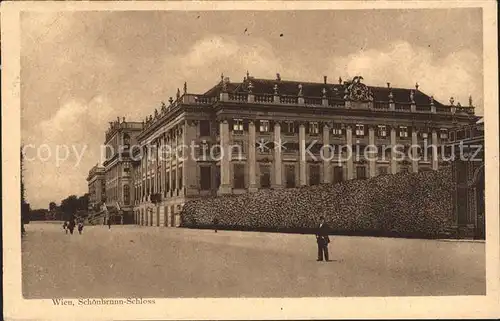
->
[123,185,130,205]
[123,133,131,147]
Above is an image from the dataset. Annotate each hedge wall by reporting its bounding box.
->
[180,167,454,238]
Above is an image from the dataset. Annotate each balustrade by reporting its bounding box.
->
[374,102,389,110]
[436,106,450,113]
[280,95,299,104]
[254,94,274,103]
[328,99,344,108]
[395,104,411,112]
[228,93,248,102]
[416,105,431,112]
[304,97,322,105]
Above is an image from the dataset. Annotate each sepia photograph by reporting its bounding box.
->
[2,1,499,320]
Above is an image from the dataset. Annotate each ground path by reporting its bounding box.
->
[22,222,485,298]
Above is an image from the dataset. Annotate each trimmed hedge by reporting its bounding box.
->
[180,167,454,238]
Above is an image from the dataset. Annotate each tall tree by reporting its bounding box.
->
[60,195,79,221]
[21,147,30,235]
[49,202,57,211]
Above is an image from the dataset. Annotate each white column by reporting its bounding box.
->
[299,123,307,186]
[175,128,180,195]
[248,120,257,192]
[368,126,376,178]
[273,122,283,188]
[169,134,174,196]
[390,127,398,174]
[218,120,232,194]
[322,123,330,183]
[161,135,166,197]
[184,121,199,196]
[432,129,439,170]
[411,129,418,173]
[346,125,354,180]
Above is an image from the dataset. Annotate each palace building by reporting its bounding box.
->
[447,118,485,239]
[86,164,106,212]
[128,73,478,227]
[102,117,143,223]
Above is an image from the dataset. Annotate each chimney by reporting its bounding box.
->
[276,73,281,81]
[323,76,327,84]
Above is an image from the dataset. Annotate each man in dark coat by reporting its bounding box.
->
[315,216,330,261]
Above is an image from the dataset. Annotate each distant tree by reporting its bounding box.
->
[30,209,49,221]
[60,195,79,221]
[21,147,30,235]
[49,202,57,211]
[77,193,90,212]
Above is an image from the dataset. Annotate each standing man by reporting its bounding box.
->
[316,216,330,262]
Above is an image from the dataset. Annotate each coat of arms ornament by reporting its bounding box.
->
[347,76,369,101]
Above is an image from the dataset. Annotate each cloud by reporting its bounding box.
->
[329,41,483,113]
[23,96,114,208]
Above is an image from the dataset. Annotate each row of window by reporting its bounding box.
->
[228,119,449,139]
[134,169,184,198]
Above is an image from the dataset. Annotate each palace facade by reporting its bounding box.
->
[447,118,485,239]
[102,117,143,223]
[128,73,478,227]
[86,164,106,211]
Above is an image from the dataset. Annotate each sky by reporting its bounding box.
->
[20,9,483,209]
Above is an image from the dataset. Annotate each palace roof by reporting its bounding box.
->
[203,76,446,107]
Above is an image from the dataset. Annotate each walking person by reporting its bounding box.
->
[77,219,84,235]
[315,216,330,262]
[68,218,76,235]
[213,217,219,233]
[63,221,68,234]
[108,216,112,229]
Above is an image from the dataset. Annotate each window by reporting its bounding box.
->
[123,133,131,147]
[378,167,388,175]
[309,165,321,185]
[400,166,410,173]
[200,166,211,190]
[440,128,448,139]
[231,140,245,158]
[309,122,319,135]
[284,121,295,135]
[259,120,270,132]
[233,119,244,133]
[233,164,245,189]
[123,185,130,205]
[171,171,176,190]
[399,126,408,138]
[332,124,343,136]
[449,131,456,142]
[178,167,183,190]
[165,172,170,194]
[356,166,367,179]
[285,165,296,188]
[199,120,211,136]
[421,132,429,139]
[355,124,365,137]
[215,166,221,188]
[259,165,271,188]
[377,125,387,138]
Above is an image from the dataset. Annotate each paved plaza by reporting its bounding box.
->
[22,222,485,298]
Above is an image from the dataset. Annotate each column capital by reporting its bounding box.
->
[321,121,332,129]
